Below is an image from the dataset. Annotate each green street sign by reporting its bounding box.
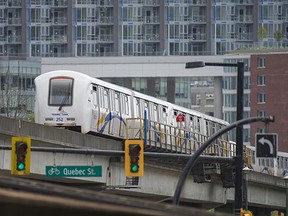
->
[46,166,102,177]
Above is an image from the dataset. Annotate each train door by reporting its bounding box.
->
[108,89,120,136]
[97,86,111,135]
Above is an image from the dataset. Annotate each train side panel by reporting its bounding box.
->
[89,81,132,138]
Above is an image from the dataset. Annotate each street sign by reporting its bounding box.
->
[256,133,278,158]
[46,166,102,177]
[176,114,185,122]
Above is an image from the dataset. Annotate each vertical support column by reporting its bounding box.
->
[123,78,132,89]
[213,76,223,119]
[147,78,156,97]
[167,77,175,104]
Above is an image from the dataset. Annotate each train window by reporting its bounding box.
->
[103,88,109,109]
[188,115,194,131]
[196,117,200,132]
[134,98,140,117]
[92,85,98,107]
[205,121,210,136]
[144,101,148,109]
[211,122,216,134]
[162,107,168,125]
[49,77,73,106]
[124,95,129,115]
[115,92,120,112]
[153,104,158,122]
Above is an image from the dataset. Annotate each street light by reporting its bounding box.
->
[243,166,252,211]
[185,61,244,215]
[283,173,288,216]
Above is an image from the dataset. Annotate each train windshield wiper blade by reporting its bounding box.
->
[58,93,69,111]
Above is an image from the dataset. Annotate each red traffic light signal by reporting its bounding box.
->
[125,140,144,177]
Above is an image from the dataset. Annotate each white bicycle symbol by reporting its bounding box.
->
[48,167,60,175]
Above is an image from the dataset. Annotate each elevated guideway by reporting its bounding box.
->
[0,116,286,215]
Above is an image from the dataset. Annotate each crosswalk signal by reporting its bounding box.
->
[11,137,31,175]
[125,140,144,177]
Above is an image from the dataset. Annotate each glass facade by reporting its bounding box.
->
[0,58,41,119]
[0,1,287,57]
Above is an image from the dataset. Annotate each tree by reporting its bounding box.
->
[0,64,30,119]
[274,29,283,47]
[257,26,267,47]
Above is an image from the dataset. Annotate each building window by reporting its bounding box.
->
[257,74,266,86]
[257,57,266,68]
[257,110,265,117]
[257,93,266,103]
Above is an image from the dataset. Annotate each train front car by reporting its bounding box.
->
[34,70,91,133]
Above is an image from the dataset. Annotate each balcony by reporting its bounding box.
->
[7,35,21,43]
[189,33,206,41]
[7,18,22,25]
[144,16,159,24]
[52,17,67,25]
[51,35,67,43]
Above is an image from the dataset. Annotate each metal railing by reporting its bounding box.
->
[126,117,240,159]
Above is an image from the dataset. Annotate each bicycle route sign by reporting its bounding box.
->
[45,166,102,177]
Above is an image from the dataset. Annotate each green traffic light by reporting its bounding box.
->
[131,165,139,172]
[17,163,25,171]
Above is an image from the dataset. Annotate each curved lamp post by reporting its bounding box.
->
[181,61,273,215]
[172,116,274,207]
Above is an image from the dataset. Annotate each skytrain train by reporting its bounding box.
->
[34,70,231,155]
[34,70,288,177]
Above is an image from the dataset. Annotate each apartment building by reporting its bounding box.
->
[2,0,288,145]
[2,0,288,57]
[250,52,288,152]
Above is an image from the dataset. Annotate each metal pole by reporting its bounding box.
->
[172,116,274,205]
[234,62,244,216]
[286,182,288,216]
[244,172,248,210]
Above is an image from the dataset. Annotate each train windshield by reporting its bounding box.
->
[49,77,73,108]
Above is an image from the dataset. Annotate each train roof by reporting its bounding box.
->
[36,70,133,95]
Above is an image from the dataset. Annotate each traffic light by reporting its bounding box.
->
[125,140,144,177]
[11,137,31,175]
[240,208,253,216]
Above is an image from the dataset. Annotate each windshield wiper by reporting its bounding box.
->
[58,93,70,111]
